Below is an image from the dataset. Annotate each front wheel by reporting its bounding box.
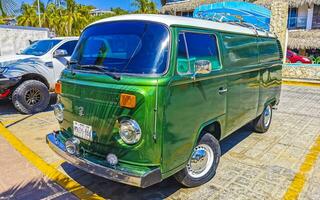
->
[252,104,273,133]
[12,80,50,114]
[174,133,221,187]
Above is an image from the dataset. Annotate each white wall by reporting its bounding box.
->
[0,26,49,56]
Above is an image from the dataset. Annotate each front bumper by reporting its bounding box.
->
[46,132,162,188]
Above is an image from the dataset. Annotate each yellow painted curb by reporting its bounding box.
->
[282,80,320,87]
[0,123,105,200]
[283,135,320,200]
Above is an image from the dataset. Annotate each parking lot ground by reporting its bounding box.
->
[0,85,320,200]
[0,132,78,200]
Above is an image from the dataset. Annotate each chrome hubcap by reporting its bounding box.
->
[263,105,272,127]
[187,144,214,178]
[25,88,41,106]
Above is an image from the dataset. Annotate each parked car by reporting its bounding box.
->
[287,50,312,64]
[0,37,78,114]
[46,15,282,188]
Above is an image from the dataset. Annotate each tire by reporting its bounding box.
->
[174,133,221,187]
[12,80,50,114]
[252,104,273,133]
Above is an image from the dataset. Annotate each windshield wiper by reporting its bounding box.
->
[80,64,121,81]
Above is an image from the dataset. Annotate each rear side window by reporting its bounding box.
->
[177,32,220,74]
[259,38,282,62]
[58,40,78,56]
[221,33,259,67]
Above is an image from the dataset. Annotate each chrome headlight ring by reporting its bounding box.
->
[119,119,142,145]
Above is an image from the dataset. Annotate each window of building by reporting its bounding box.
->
[312,5,320,28]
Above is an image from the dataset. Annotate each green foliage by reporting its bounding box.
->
[132,0,158,14]
[310,56,320,64]
[16,0,159,36]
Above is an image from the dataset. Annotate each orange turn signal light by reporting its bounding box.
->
[120,93,136,109]
[55,82,62,94]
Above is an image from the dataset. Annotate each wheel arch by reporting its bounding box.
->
[20,73,50,89]
[197,120,222,142]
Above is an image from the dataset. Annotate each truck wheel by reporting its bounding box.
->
[174,133,221,187]
[12,80,50,114]
[252,104,273,133]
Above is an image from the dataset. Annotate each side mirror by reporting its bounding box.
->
[53,49,68,58]
[194,60,212,75]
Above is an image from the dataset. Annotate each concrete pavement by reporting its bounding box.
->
[0,85,319,200]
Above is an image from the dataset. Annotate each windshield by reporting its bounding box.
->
[71,21,170,75]
[21,39,61,56]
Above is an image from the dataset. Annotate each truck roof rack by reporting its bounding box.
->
[193,2,275,37]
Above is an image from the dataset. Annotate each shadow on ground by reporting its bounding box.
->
[0,125,253,200]
[0,94,57,116]
[0,94,57,128]
[58,127,253,200]
[0,179,75,200]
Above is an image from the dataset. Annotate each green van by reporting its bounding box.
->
[47,14,282,188]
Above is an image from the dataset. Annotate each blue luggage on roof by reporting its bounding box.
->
[193,1,271,31]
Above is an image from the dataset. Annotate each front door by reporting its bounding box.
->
[162,30,227,173]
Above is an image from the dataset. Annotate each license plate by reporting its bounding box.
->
[73,121,93,141]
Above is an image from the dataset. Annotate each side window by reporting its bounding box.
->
[176,32,220,75]
[57,40,78,56]
[259,38,281,63]
[221,33,259,67]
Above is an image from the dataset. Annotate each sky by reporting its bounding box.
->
[17,0,162,11]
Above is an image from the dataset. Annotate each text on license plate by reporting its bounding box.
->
[73,121,93,141]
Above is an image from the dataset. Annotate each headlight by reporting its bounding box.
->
[119,119,141,144]
[0,67,8,74]
[52,103,64,122]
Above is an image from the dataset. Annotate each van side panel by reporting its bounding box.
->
[220,33,260,136]
[257,38,283,115]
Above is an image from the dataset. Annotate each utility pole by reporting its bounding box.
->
[37,0,42,27]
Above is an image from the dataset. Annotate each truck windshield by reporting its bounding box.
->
[21,40,61,56]
[71,21,170,75]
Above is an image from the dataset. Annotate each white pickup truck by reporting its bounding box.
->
[0,37,78,114]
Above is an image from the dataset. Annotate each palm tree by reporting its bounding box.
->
[17,3,38,27]
[132,0,158,14]
[0,0,18,17]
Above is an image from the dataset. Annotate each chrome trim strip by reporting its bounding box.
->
[46,133,162,188]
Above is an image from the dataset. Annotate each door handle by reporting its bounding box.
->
[218,87,228,95]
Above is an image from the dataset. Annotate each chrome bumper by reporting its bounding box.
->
[46,133,162,188]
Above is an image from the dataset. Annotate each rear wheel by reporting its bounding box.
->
[12,80,50,114]
[174,133,221,187]
[252,104,273,133]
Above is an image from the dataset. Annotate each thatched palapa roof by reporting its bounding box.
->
[255,0,320,8]
[288,30,320,49]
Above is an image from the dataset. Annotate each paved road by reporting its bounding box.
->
[0,85,319,200]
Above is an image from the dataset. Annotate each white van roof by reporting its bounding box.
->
[91,14,276,38]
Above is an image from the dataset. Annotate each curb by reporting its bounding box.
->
[282,79,320,87]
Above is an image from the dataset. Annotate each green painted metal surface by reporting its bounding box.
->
[56,24,282,182]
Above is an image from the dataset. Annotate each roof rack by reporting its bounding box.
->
[193,2,276,37]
